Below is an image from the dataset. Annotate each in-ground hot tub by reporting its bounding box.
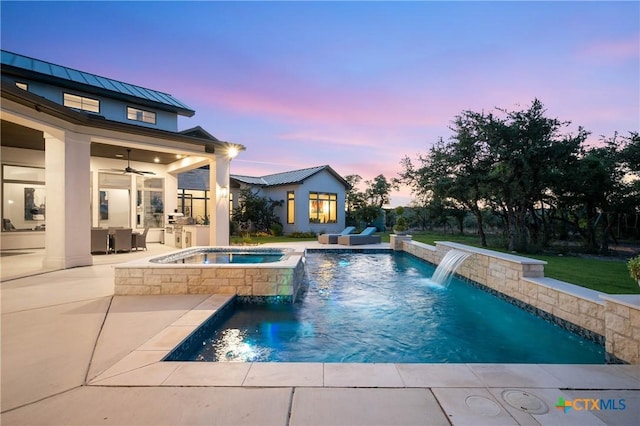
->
[114,246,305,302]
[151,247,290,265]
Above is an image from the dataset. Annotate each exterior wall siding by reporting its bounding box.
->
[3,76,178,131]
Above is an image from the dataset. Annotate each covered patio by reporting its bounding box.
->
[1,82,242,273]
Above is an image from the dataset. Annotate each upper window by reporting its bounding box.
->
[309,192,337,224]
[15,82,28,90]
[127,107,156,124]
[63,93,100,113]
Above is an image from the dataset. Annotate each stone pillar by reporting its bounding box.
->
[601,295,640,364]
[390,234,412,251]
[42,131,92,269]
[208,155,230,246]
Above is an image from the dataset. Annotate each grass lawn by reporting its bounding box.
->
[410,231,640,294]
[231,232,640,294]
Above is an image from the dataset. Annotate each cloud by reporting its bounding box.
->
[576,33,640,62]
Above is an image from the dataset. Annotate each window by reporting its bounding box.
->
[16,82,28,90]
[98,173,131,227]
[136,176,164,228]
[309,192,337,224]
[287,191,295,224]
[127,107,156,124]
[63,93,100,113]
[2,165,46,231]
[177,189,209,224]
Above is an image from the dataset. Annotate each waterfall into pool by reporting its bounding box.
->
[431,249,473,285]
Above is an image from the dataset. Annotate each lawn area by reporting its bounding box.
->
[409,231,640,294]
[231,232,640,294]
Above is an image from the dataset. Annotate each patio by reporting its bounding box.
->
[1,243,638,425]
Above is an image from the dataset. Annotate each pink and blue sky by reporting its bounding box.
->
[2,1,638,206]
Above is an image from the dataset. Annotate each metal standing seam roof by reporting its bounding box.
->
[1,50,194,115]
[231,165,343,187]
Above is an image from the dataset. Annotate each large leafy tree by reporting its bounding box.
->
[365,174,395,208]
[555,134,635,252]
[399,99,593,252]
[475,99,586,251]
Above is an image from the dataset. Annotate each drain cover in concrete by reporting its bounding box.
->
[501,390,549,414]
[465,396,501,416]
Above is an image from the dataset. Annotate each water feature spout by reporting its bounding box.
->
[431,249,473,285]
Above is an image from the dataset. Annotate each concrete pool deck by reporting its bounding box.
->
[1,243,639,425]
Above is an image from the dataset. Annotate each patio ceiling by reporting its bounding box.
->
[1,120,185,165]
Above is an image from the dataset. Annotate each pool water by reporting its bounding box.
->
[172,252,605,363]
[151,249,286,264]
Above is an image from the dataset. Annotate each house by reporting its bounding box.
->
[230,165,350,235]
[0,50,244,270]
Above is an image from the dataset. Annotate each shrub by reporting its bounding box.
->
[270,223,283,236]
[394,216,408,233]
[628,255,640,282]
[289,232,316,238]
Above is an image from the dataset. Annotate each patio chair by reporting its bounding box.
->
[3,218,16,231]
[318,226,357,244]
[337,227,381,246]
[132,226,149,251]
[91,228,109,254]
[110,228,132,253]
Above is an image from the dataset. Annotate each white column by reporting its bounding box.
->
[42,131,93,269]
[208,156,230,246]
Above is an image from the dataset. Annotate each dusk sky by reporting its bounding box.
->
[2,1,638,206]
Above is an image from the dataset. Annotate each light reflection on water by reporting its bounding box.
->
[188,252,605,364]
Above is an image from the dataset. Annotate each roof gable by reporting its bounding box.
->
[179,126,220,141]
[231,165,349,188]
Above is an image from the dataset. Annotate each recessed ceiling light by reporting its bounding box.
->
[154,157,160,163]
[176,154,183,159]
[115,154,124,158]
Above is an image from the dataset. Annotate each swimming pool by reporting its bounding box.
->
[166,251,605,363]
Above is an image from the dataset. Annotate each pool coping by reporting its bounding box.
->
[88,292,640,389]
[88,243,639,389]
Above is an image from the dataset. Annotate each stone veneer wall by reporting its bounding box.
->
[601,295,640,365]
[397,238,640,364]
[114,257,306,301]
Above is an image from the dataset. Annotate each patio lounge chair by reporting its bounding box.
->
[337,227,381,246]
[318,226,357,244]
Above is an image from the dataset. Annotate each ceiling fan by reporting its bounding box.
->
[104,149,156,175]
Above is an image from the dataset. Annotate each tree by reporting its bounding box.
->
[478,99,586,251]
[554,134,634,253]
[344,174,366,226]
[231,188,283,234]
[399,99,592,252]
[364,174,396,208]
